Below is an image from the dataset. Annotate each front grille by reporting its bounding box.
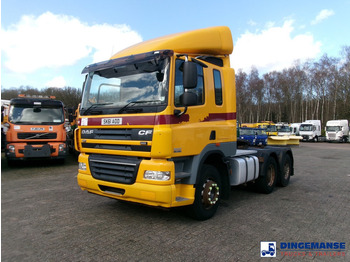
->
[81,128,153,153]
[89,154,141,184]
[82,143,151,152]
[18,132,57,139]
[328,134,336,139]
[81,128,153,141]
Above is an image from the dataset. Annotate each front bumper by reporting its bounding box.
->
[6,142,67,160]
[77,154,195,208]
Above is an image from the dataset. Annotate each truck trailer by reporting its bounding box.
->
[76,26,294,220]
[5,95,68,164]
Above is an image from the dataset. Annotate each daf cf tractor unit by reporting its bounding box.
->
[76,26,294,220]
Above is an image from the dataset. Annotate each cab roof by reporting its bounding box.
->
[10,98,64,107]
[111,26,233,59]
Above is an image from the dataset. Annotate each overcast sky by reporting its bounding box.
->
[1,0,349,89]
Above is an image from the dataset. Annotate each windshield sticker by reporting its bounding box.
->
[81,118,88,126]
[54,119,61,122]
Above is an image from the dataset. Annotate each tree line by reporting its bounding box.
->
[236,46,350,125]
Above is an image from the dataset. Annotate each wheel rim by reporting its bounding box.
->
[201,179,220,208]
[266,164,276,187]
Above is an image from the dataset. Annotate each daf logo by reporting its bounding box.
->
[138,130,152,136]
[82,129,94,135]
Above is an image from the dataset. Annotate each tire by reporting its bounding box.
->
[313,136,318,142]
[187,164,221,220]
[256,156,277,194]
[279,154,292,187]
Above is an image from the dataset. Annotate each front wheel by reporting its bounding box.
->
[187,164,221,220]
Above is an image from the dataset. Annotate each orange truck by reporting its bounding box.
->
[5,95,68,164]
[76,26,294,220]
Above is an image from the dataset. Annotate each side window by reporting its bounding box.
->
[174,59,204,106]
[213,69,223,105]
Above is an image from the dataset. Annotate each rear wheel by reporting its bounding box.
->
[188,164,221,220]
[256,156,277,194]
[279,154,292,187]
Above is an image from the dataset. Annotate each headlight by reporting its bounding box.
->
[8,145,15,153]
[144,170,170,181]
[59,144,65,152]
[79,162,87,171]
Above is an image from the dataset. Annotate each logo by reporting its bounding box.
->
[82,129,94,135]
[31,127,44,131]
[280,242,346,257]
[261,242,276,257]
[138,130,153,136]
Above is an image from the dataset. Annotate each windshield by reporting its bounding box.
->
[80,56,170,115]
[265,125,277,132]
[9,105,64,125]
[299,124,313,131]
[277,126,291,132]
[326,126,341,132]
[256,129,267,135]
[240,129,255,135]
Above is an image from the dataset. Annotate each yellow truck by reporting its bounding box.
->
[76,26,294,220]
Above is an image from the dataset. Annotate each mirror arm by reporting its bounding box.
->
[174,106,188,117]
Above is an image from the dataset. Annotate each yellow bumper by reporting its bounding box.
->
[78,173,194,207]
[77,154,195,208]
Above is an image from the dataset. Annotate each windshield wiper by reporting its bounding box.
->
[118,100,161,114]
[82,103,113,115]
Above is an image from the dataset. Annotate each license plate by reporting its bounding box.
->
[101,118,122,125]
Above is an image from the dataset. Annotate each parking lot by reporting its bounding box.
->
[1,142,350,261]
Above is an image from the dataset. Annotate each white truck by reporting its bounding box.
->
[276,123,292,136]
[299,120,321,142]
[290,123,301,136]
[325,120,349,143]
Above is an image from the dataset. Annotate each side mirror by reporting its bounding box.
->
[183,61,197,89]
[182,91,197,106]
[68,114,74,123]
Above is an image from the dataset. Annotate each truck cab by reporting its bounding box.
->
[5,95,68,164]
[276,123,291,136]
[299,120,321,142]
[326,120,349,142]
[76,26,294,220]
